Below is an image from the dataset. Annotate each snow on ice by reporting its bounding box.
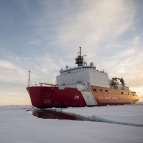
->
[0,104,143,143]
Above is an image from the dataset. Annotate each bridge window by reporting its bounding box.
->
[121,92,123,95]
[105,90,108,92]
[100,89,103,91]
[93,89,97,92]
[132,92,136,96]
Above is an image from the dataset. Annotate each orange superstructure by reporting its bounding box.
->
[90,85,138,105]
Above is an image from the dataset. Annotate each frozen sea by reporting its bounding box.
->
[0,104,143,143]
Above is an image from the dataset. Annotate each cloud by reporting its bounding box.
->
[0,0,143,104]
[0,52,61,105]
[24,0,137,68]
[51,0,135,48]
[0,49,62,84]
[0,60,27,82]
[29,39,42,46]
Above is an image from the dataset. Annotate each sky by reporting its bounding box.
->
[0,0,143,105]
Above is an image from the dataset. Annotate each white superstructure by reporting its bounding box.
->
[56,47,129,91]
[56,66,109,88]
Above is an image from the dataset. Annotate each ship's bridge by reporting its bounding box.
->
[56,65,110,88]
[56,47,110,88]
[56,66,109,87]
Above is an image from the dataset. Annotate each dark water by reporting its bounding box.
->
[27,109,143,127]
[28,109,84,121]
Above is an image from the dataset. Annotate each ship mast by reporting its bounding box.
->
[79,47,81,56]
[75,47,87,67]
[28,70,31,87]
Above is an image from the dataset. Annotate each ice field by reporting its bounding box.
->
[0,104,143,143]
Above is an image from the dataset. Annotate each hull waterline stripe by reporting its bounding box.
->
[89,91,98,105]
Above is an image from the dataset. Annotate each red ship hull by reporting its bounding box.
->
[26,85,139,108]
[27,86,86,108]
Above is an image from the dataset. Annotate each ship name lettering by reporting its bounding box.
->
[104,97,117,100]
[99,97,103,99]
[112,97,117,99]
[104,97,111,99]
